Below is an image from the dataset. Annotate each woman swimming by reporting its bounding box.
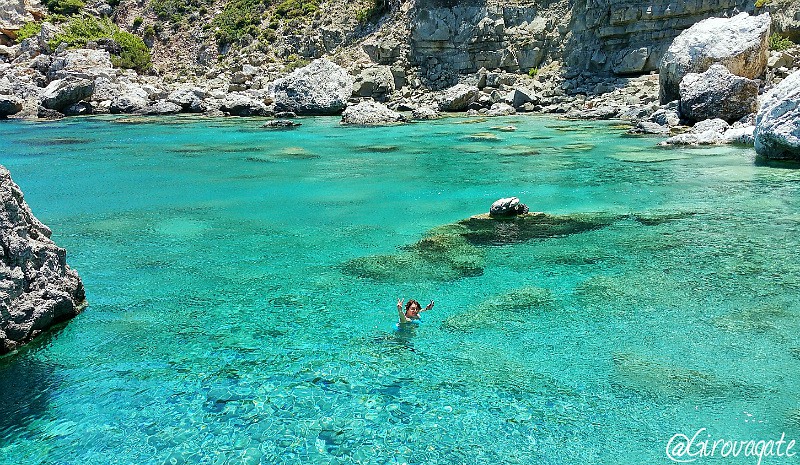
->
[397,298,434,324]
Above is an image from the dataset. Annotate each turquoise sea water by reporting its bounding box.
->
[1,115,799,465]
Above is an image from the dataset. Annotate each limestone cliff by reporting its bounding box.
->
[406,0,770,87]
[0,165,85,354]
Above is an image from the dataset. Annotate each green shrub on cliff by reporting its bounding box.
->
[49,17,152,73]
[274,0,319,18]
[42,0,84,15]
[769,33,794,51]
[14,21,43,43]
[356,0,386,24]
[211,0,263,44]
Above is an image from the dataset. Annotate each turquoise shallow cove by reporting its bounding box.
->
[1,115,800,465]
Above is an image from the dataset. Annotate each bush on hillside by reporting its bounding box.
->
[49,17,152,73]
[14,21,43,42]
[42,0,85,15]
[769,32,794,51]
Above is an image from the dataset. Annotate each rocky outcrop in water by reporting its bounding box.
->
[755,69,800,161]
[0,165,85,354]
[659,12,770,104]
[490,197,529,217]
[269,58,353,115]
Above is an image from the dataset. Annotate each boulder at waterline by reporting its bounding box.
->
[438,84,480,112]
[341,100,406,126]
[269,58,353,116]
[754,69,800,161]
[219,93,269,117]
[0,165,86,354]
[0,95,22,117]
[411,106,440,120]
[659,12,771,104]
[39,77,95,112]
[679,64,759,124]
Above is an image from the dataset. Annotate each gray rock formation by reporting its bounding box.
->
[659,12,770,104]
[486,102,516,117]
[411,106,440,120]
[352,66,395,101]
[490,197,530,217]
[219,93,269,117]
[679,64,759,124]
[660,118,741,146]
[438,84,479,111]
[144,100,181,115]
[167,87,206,113]
[263,119,301,128]
[0,94,22,117]
[0,0,43,29]
[39,77,95,112]
[269,58,353,115]
[0,165,85,354]
[341,100,406,126]
[47,49,115,81]
[754,69,800,160]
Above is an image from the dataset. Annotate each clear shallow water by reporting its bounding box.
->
[0,115,799,465]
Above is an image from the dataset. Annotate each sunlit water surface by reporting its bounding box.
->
[1,115,799,465]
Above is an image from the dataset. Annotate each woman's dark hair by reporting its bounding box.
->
[405,299,421,311]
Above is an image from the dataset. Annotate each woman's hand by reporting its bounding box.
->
[397,298,404,311]
[426,300,434,311]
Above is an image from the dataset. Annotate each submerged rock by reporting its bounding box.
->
[754,69,800,161]
[341,224,485,282]
[611,352,756,400]
[1,165,86,354]
[442,286,554,332]
[458,212,615,246]
[342,211,616,282]
[659,12,770,104]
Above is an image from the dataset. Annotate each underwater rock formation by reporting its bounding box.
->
[442,286,554,332]
[342,211,617,282]
[0,165,86,354]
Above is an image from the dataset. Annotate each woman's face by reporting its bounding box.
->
[408,302,421,314]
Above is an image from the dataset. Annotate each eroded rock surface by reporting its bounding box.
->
[1,165,85,354]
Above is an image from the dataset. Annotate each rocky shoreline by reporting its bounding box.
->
[2,11,798,160]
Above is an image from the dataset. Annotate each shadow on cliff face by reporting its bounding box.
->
[0,331,63,439]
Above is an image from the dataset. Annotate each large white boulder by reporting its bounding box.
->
[269,58,353,115]
[660,12,771,104]
[754,69,800,161]
[341,100,405,126]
